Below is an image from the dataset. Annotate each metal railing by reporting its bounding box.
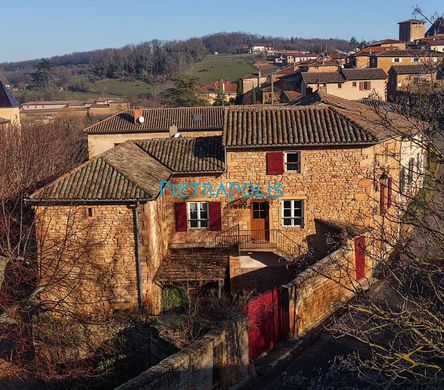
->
[215,226,302,260]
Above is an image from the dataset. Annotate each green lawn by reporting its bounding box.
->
[88,79,150,97]
[15,79,152,103]
[186,55,256,84]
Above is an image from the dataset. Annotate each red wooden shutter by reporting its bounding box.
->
[354,236,366,281]
[387,178,392,209]
[174,202,187,232]
[209,202,222,231]
[266,152,284,175]
[380,184,386,215]
[359,81,364,91]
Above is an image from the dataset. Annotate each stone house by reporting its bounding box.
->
[29,96,427,315]
[85,106,225,158]
[200,80,237,105]
[368,49,444,73]
[399,19,426,42]
[0,80,20,127]
[301,68,388,101]
[387,64,438,101]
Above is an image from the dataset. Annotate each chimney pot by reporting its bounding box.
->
[133,106,144,124]
[169,124,178,137]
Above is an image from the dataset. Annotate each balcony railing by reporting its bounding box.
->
[215,225,302,260]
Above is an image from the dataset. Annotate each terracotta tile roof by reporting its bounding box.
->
[341,68,387,80]
[200,80,237,94]
[136,136,225,173]
[0,81,19,108]
[30,136,225,203]
[369,39,403,46]
[84,106,225,134]
[390,64,429,74]
[294,91,427,141]
[374,49,444,57]
[301,72,345,84]
[155,249,229,282]
[223,105,377,148]
[353,47,399,57]
[30,143,172,203]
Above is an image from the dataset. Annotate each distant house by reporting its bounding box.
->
[425,17,444,37]
[0,80,20,127]
[284,51,318,65]
[368,49,444,73]
[20,97,129,122]
[241,72,269,94]
[249,44,273,54]
[200,80,237,105]
[419,36,444,52]
[348,41,407,69]
[301,68,388,101]
[387,65,439,101]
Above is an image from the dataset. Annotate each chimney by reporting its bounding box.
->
[133,106,144,124]
[169,124,178,137]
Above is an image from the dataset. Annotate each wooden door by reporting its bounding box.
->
[251,201,269,241]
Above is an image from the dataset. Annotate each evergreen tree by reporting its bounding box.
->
[160,74,208,107]
[251,87,257,104]
[235,78,243,105]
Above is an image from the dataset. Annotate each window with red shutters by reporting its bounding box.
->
[209,202,222,231]
[174,202,187,232]
[266,152,284,175]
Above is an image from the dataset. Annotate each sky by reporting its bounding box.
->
[1,0,441,62]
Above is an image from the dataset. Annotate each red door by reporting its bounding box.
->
[245,289,288,360]
[354,236,366,281]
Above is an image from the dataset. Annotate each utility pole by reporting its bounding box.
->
[270,73,274,105]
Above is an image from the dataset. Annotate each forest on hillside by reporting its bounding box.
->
[0,33,359,86]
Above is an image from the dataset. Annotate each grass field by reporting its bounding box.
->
[15,79,152,103]
[186,54,256,84]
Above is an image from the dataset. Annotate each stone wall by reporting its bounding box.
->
[35,205,141,314]
[283,235,373,337]
[116,320,249,390]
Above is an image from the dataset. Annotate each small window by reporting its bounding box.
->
[187,202,209,229]
[86,207,94,218]
[393,57,402,63]
[282,200,304,227]
[352,82,357,87]
[285,151,301,172]
[338,83,342,89]
[411,57,419,62]
[193,113,203,121]
[400,167,406,195]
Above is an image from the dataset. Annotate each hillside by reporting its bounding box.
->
[186,55,257,84]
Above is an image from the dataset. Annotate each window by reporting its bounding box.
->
[187,202,209,229]
[392,57,402,63]
[86,207,94,218]
[253,202,267,219]
[411,57,419,62]
[352,82,357,87]
[400,167,406,195]
[284,151,301,172]
[359,81,371,91]
[282,200,304,227]
[338,83,342,89]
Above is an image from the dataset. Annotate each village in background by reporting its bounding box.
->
[0,5,444,390]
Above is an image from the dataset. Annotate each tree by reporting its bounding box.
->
[160,74,208,107]
[30,59,52,92]
[251,87,257,104]
[310,63,444,387]
[235,78,244,105]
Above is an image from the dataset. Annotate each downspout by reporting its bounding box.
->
[130,203,144,310]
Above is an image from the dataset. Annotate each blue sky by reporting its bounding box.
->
[1,0,441,62]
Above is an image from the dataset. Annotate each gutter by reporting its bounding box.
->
[129,202,144,310]
[24,198,150,206]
